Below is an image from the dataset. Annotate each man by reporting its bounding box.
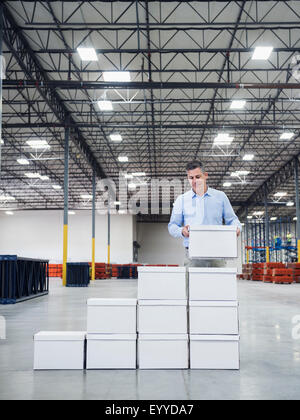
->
[168,160,242,268]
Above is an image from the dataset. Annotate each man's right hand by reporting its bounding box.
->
[182,225,190,238]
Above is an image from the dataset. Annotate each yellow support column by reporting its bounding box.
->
[91,170,96,281]
[92,237,95,281]
[246,249,249,264]
[63,224,68,286]
[108,244,110,265]
[298,240,300,263]
[266,246,270,263]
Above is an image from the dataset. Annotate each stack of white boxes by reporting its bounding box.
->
[33,226,240,370]
[137,267,188,369]
[188,225,240,369]
[86,298,137,369]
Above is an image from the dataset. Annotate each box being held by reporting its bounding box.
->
[189,301,239,335]
[138,300,187,334]
[138,334,188,369]
[86,334,137,369]
[189,225,238,259]
[34,331,86,370]
[87,298,137,334]
[189,268,237,301]
[138,267,186,300]
[190,335,240,370]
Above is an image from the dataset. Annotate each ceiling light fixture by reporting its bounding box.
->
[118,156,128,163]
[77,47,98,61]
[280,132,294,140]
[98,100,113,111]
[243,154,254,161]
[109,133,122,142]
[252,46,273,60]
[230,100,246,110]
[223,182,232,187]
[17,158,30,165]
[26,139,50,149]
[214,133,234,146]
[103,71,131,82]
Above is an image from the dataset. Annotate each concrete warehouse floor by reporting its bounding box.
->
[0,278,300,400]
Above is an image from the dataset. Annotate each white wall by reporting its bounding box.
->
[0,210,133,264]
[137,223,185,265]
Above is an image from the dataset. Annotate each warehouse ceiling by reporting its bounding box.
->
[0,0,300,222]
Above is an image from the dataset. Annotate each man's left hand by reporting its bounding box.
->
[237,228,241,237]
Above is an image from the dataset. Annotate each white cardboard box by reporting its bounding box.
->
[189,268,237,301]
[138,334,189,369]
[189,301,239,335]
[190,335,240,370]
[189,225,238,259]
[87,298,137,334]
[138,300,187,334]
[86,334,137,369]
[34,331,86,370]
[138,267,186,300]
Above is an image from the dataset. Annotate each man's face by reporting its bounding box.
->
[187,167,208,194]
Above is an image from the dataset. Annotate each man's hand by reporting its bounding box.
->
[237,228,241,237]
[182,225,190,238]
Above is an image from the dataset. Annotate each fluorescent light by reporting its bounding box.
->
[0,139,3,145]
[293,217,297,221]
[223,182,232,187]
[81,194,93,200]
[230,100,246,110]
[247,216,253,219]
[25,172,41,179]
[110,133,122,142]
[252,46,273,60]
[103,71,131,82]
[270,217,277,221]
[128,183,136,190]
[0,195,15,201]
[243,154,254,161]
[118,156,128,162]
[39,175,49,181]
[118,210,127,215]
[26,139,50,149]
[253,211,264,216]
[98,100,113,111]
[52,185,62,190]
[132,172,146,177]
[77,47,98,61]
[286,201,294,207]
[274,192,287,197]
[280,132,294,140]
[114,201,121,205]
[68,211,76,215]
[124,174,133,179]
[5,211,14,216]
[231,170,250,177]
[17,158,30,165]
[214,133,234,146]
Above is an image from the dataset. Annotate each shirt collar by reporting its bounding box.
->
[191,186,212,198]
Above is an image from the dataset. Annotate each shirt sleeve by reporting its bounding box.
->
[168,196,184,238]
[222,192,242,231]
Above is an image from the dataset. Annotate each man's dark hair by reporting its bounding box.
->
[186,160,205,172]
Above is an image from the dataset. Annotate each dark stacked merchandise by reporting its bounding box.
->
[0,255,49,304]
[66,263,90,287]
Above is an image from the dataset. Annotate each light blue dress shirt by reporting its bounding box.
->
[168,187,242,248]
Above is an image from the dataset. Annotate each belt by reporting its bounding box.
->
[185,247,189,250]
